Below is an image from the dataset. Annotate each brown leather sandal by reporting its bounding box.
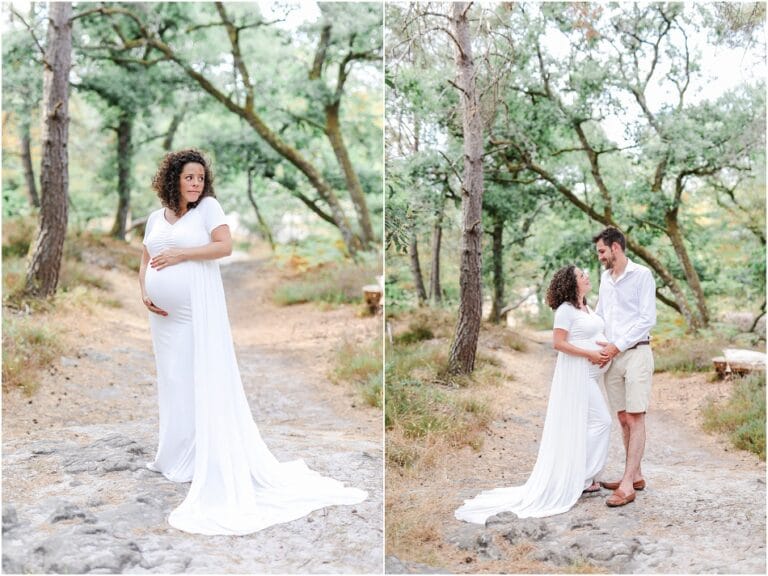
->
[606,489,636,507]
[600,479,646,491]
[582,482,601,494]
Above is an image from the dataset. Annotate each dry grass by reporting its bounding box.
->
[384,311,604,572]
[330,337,382,408]
[2,228,142,394]
[272,260,381,308]
[702,372,766,460]
[2,313,62,395]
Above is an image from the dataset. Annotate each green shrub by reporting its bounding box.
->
[703,373,765,460]
[394,323,434,345]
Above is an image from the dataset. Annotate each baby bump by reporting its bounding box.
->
[145,263,193,321]
[572,334,611,376]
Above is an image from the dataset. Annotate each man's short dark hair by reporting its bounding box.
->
[592,227,626,251]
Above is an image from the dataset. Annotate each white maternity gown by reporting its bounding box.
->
[143,196,367,535]
[455,302,611,524]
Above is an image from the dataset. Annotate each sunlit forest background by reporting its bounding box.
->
[384,2,765,563]
[3,1,383,404]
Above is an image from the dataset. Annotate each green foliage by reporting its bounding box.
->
[703,373,766,460]
[394,323,434,345]
[385,3,765,331]
[3,2,382,256]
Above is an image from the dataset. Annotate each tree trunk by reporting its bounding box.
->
[409,229,428,304]
[429,191,445,304]
[20,123,40,208]
[163,110,184,151]
[246,166,275,251]
[24,2,72,298]
[448,2,485,375]
[489,215,504,324]
[326,102,375,247]
[665,209,709,327]
[110,114,132,240]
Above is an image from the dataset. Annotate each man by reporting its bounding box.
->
[592,227,656,508]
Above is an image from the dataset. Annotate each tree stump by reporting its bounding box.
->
[363,284,382,315]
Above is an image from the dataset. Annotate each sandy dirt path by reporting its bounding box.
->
[386,328,765,574]
[3,251,382,574]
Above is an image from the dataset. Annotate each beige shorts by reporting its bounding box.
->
[604,345,654,413]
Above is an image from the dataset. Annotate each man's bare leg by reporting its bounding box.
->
[617,411,646,495]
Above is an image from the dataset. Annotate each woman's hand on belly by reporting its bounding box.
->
[150,248,186,271]
[142,294,168,316]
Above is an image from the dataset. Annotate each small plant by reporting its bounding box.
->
[2,315,62,395]
[702,373,766,460]
[394,323,434,345]
[331,338,382,408]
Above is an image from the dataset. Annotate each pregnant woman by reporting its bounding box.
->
[139,149,367,535]
[455,265,612,523]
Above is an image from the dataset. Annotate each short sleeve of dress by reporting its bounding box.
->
[143,210,159,246]
[200,197,228,235]
[553,303,575,332]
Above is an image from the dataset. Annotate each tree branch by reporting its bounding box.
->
[9,7,46,61]
[215,2,254,111]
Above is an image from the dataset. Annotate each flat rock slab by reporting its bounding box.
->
[2,258,382,574]
[447,406,766,573]
[3,421,380,574]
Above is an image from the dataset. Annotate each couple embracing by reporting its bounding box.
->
[456,227,656,522]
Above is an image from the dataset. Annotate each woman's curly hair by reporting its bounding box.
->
[545,265,586,310]
[151,149,215,216]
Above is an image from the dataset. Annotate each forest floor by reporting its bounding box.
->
[2,243,383,574]
[385,326,766,574]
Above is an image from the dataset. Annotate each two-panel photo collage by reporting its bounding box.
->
[2,1,766,574]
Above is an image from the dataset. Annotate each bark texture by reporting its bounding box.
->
[110,114,132,240]
[20,124,40,208]
[448,3,485,374]
[25,2,72,298]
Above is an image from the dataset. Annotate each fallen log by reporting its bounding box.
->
[713,348,766,379]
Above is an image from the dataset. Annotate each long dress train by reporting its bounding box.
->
[455,304,611,523]
[144,197,367,535]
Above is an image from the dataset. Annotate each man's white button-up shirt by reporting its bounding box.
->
[595,258,657,352]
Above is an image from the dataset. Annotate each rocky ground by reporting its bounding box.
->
[3,252,383,574]
[386,329,766,574]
